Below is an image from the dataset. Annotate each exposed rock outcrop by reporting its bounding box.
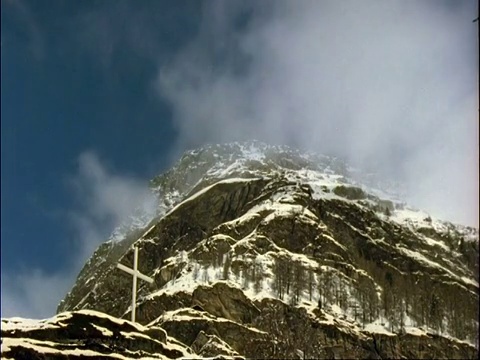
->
[1,310,194,359]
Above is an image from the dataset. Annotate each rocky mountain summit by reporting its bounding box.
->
[2,142,478,359]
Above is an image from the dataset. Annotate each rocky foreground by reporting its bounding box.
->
[1,306,477,359]
[1,310,194,359]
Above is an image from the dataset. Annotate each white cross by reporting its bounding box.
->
[116,246,154,323]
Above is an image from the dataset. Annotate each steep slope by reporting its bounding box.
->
[17,142,480,358]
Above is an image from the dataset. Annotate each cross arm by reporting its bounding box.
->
[116,263,154,284]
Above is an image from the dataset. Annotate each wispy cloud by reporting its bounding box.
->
[157,0,478,226]
[68,151,157,261]
[1,151,156,318]
[1,269,73,319]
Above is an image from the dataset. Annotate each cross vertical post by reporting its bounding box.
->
[116,245,154,324]
[132,246,138,323]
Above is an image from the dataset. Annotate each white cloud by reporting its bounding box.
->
[1,151,157,318]
[68,151,157,261]
[1,270,74,319]
[157,0,478,226]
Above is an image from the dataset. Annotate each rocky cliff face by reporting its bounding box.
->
[3,142,478,359]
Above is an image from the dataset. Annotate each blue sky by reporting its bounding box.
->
[1,0,202,316]
[1,0,195,271]
[1,0,478,318]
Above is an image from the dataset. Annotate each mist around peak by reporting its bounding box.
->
[157,1,478,227]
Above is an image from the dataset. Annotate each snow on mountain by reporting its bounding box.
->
[4,141,477,359]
